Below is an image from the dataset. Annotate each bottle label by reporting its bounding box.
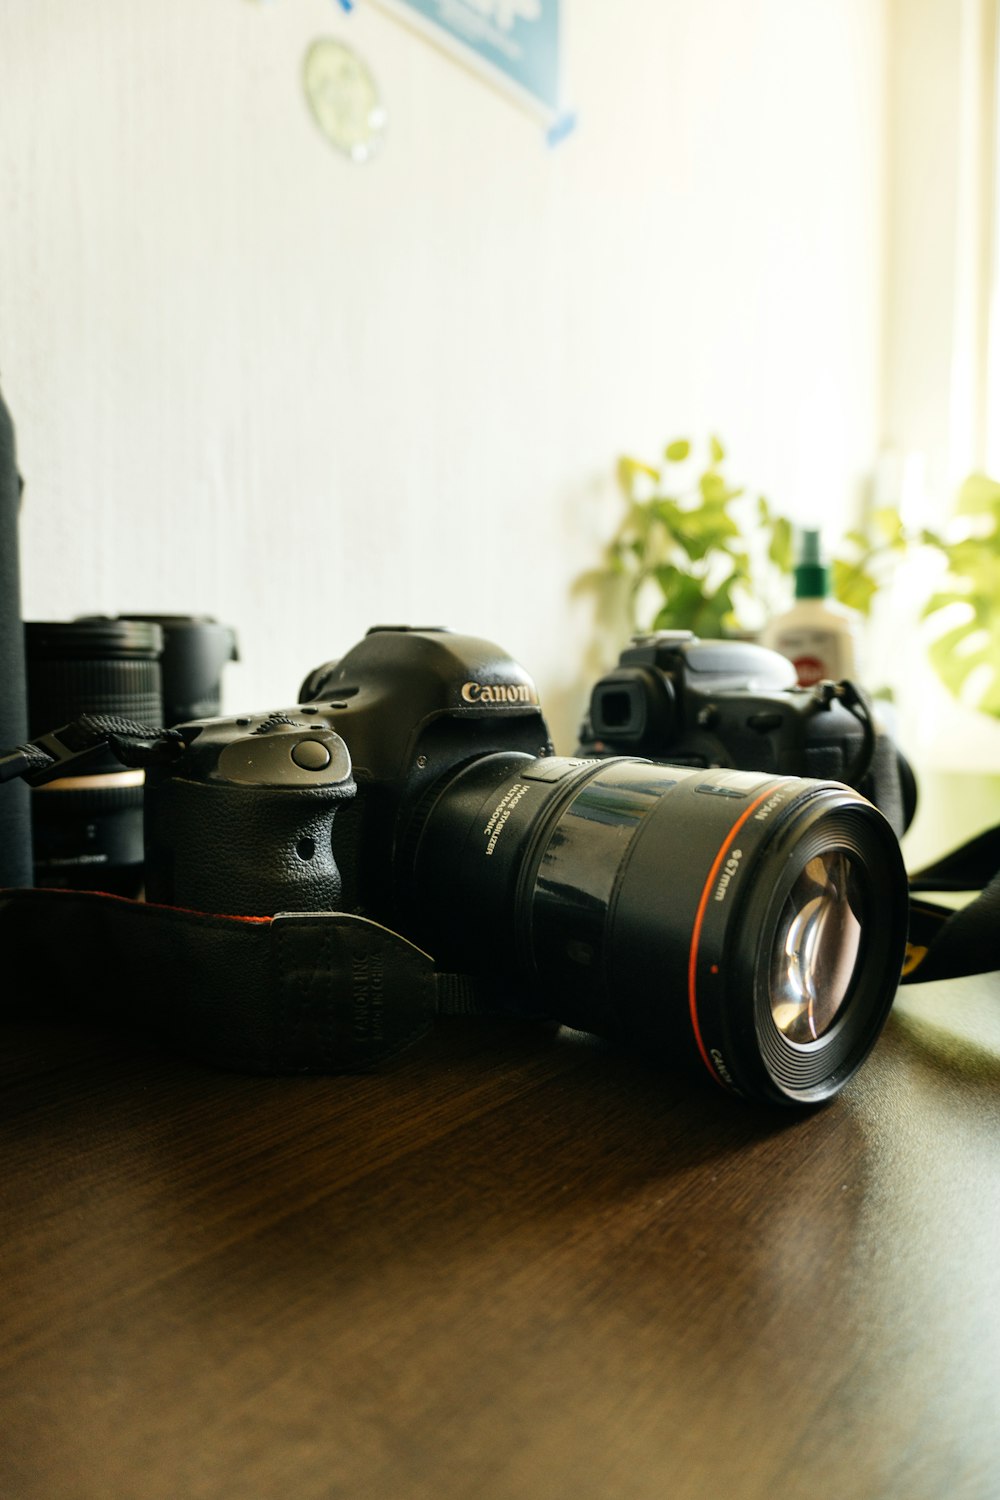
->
[793,654,826,686]
[769,626,855,685]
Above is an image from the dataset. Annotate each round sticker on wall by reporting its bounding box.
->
[303,38,386,163]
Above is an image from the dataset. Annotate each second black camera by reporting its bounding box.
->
[577,631,916,838]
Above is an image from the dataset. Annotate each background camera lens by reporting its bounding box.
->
[25,618,164,894]
[107,614,238,725]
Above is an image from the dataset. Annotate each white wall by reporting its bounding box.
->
[874,0,1000,864]
[0,0,887,747]
[883,0,997,505]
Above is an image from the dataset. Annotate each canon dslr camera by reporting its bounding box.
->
[577,631,916,839]
[128,625,909,1107]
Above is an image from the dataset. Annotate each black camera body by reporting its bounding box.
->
[577,632,915,837]
[144,625,552,923]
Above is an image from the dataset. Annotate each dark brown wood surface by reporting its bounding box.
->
[3,973,1000,1500]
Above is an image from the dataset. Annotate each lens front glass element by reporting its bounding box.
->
[769,850,863,1044]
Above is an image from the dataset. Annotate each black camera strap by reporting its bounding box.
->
[901,824,1000,984]
[0,886,506,1072]
[0,712,188,783]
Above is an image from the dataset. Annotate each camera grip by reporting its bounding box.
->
[146,776,351,917]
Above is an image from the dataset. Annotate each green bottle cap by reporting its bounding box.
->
[794,528,829,599]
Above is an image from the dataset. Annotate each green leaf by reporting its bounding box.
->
[691,571,741,637]
[873,507,904,544]
[664,508,741,563]
[627,499,658,538]
[698,472,742,507]
[946,538,1000,580]
[651,601,683,631]
[927,620,988,687]
[922,590,971,620]
[617,455,660,496]
[688,508,741,540]
[650,570,710,629]
[664,439,691,462]
[571,567,616,596]
[768,516,794,573]
[649,497,685,530]
[831,558,878,615]
[651,562,683,589]
[694,601,730,637]
[956,472,1000,516]
[710,434,725,464]
[925,586,1000,715]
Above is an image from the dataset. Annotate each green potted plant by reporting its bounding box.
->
[921,472,1000,718]
[575,436,792,644]
[580,431,999,706]
[575,434,918,682]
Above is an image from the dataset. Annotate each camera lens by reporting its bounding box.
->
[405,757,907,1107]
[105,615,238,724]
[25,618,164,894]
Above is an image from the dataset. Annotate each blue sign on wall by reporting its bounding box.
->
[371,0,572,142]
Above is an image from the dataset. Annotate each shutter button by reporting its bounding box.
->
[291,738,333,771]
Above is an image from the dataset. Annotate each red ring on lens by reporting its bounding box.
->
[687,784,783,1088]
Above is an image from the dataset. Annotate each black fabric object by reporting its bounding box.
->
[0,377,31,886]
[0,887,508,1071]
[908,823,1000,895]
[905,881,1000,982]
[0,889,445,1072]
[901,825,1000,983]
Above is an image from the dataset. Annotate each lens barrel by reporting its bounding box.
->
[108,615,238,725]
[406,756,908,1106]
[25,618,164,893]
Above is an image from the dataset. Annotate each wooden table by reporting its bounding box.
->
[3,973,999,1500]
